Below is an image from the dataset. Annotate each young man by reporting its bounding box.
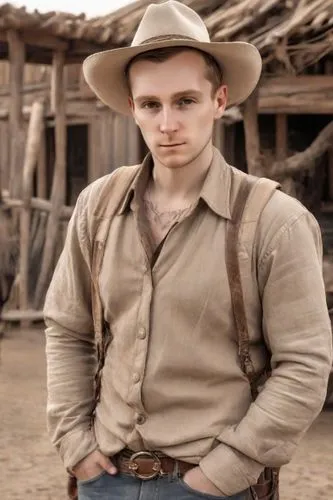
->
[44,2,332,500]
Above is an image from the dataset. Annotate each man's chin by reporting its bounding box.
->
[154,150,192,169]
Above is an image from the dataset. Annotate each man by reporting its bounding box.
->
[44,2,332,500]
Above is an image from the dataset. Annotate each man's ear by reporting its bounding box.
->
[214,85,228,120]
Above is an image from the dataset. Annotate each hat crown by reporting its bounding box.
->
[132,1,210,46]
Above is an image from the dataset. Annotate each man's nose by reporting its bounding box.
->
[159,107,179,134]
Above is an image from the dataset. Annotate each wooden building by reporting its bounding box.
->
[0,0,333,319]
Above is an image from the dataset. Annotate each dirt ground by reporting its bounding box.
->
[0,325,332,500]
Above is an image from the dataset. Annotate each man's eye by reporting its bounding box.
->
[178,98,195,106]
[142,101,160,109]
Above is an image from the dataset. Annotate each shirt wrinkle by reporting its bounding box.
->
[44,148,332,496]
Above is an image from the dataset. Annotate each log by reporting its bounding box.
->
[329,149,333,201]
[213,120,225,156]
[37,123,47,199]
[275,114,288,161]
[34,50,67,309]
[88,117,100,182]
[259,75,333,114]
[20,100,45,322]
[242,88,264,176]
[7,29,25,199]
[269,120,333,180]
[1,309,44,321]
[3,195,74,218]
[0,121,9,194]
[22,30,68,51]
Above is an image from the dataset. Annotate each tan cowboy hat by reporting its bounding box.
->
[83,1,262,116]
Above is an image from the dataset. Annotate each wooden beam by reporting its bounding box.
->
[1,309,44,321]
[20,100,45,320]
[261,75,333,95]
[213,120,225,155]
[328,149,333,201]
[275,114,288,161]
[37,124,47,199]
[34,50,67,308]
[242,88,263,176]
[259,75,333,114]
[23,30,68,51]
[3,195,73,218]
[7,29,25,199]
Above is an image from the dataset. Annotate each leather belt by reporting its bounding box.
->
[114,449,195,480]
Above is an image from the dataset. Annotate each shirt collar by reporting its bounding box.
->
[199,147,232,220]
[117,147,232,220]
[117,153,152,215]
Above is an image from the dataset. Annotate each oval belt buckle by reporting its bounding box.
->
[128,451,162,480]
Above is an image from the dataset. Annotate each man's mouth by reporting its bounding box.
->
[159,143,185,148]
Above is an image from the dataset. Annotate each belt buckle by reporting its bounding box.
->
[128,451,162,480]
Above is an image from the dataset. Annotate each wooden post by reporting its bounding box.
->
[213,120,225,156]
[224,124,236,165]
[242,88,264,176]
[275,114,288,160]
[275,113,295,195]
[37,123,47,199]
[7,30,25,199]
[34,50,66,308]
[329,149,333,202]
[0,120,9,196]
[20,100,45,322]
[127,118,141,165]
[88,117,100,182]
[324,61,333,203]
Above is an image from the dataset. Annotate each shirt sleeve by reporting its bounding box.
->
[44,190,98,470]
[200,208,332,496]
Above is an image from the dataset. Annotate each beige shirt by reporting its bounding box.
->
[44,149,332,496]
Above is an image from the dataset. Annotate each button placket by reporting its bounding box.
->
[127,263,153,416]
[138,327,146,339]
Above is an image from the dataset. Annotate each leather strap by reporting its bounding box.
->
[114,450,194,477]
[226,176,258,395]
[226,175,280,500]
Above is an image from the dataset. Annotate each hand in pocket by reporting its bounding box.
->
[73,450,117,482]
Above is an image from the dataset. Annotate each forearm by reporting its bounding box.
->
[200,338,331,495]
[45,319,98,469]
[200,209,332,495]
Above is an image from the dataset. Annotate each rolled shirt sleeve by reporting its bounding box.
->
[44,190,98,470]
[200,205,332,495]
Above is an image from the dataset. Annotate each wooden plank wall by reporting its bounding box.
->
[0,61,81,89]
[91,109,141,181]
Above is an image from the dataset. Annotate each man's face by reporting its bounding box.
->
[128,50,227,170]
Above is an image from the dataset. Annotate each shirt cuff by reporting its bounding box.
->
[59,428,99,471]
[199,443,264,496]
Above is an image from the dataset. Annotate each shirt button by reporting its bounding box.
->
[136,413,146,425]
[133,372,140,383]
[138,327,146,339]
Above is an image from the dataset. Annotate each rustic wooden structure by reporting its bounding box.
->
[0,0,333,321]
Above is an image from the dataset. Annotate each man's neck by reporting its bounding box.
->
[148,143,213,210]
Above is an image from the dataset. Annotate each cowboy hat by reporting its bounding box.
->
[83,1,262,116]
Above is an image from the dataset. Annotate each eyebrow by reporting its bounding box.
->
[134,89,202,103]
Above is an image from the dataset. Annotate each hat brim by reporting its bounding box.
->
[83,39,262,116]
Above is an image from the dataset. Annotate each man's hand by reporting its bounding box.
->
[72,450,118,481]
[183,466,225,497]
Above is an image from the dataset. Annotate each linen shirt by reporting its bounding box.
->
[44,148,332,496]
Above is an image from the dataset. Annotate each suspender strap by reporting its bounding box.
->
[226,177,257,393]
[226,175,279,399]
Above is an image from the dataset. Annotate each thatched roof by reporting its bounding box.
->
[1,0,333,72]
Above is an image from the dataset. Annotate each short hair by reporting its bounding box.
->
[125,46,223,96]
